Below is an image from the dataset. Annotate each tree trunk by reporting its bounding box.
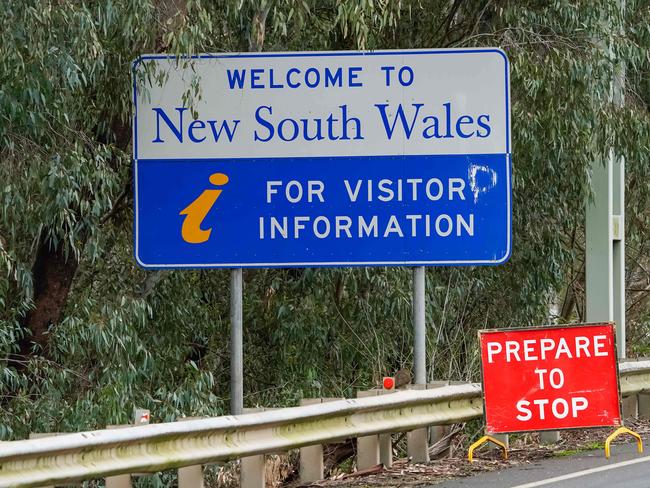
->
[13,234,78,363]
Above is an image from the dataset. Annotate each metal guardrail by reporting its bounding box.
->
[618,360,650,395]
[1,361,649,488]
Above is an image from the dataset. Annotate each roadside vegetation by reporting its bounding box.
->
[1,0,649,456]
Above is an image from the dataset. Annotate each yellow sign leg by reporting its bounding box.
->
[605,427,643,459]
[468,435,508,462]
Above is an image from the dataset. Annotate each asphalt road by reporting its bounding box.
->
[432,443,649,488]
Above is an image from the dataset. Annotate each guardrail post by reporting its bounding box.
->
[299,399,326,482]
[407,428,429,463]
[427,381,453,458]
[178,465,203,488]
[298,398,347,482]
[27,433,62,488]
[379,388,395,467]
[405,384,429,463]
[429,425,450,457]
[178,417,205,488]
[638,393,650,419]
[105,425,137,488]
[299,443,324,482]
[356,390,380,469]
[241,454,265,488]
[106,413,151,486]
[241,408,265,488]
[105,474,132,488]
[622,394,638,419]
[379,433,392,467]
[357,434,380,468]
[357,435,379,471]
[539,431,561,445]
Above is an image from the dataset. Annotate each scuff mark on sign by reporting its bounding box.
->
[468,163,498,203]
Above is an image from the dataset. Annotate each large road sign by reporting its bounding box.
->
[132,49,511,268]
[479,323,621,433]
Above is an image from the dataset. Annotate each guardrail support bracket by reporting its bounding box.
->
[467,435,508,462]
[605,426,643,459]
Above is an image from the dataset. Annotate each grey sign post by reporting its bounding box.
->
[585,3,625,359]
[230,268,244,415]
[413,267,427,385]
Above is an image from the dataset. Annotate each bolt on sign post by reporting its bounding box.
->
[479,323,621,434]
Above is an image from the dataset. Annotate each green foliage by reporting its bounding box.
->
[0,0,648,448]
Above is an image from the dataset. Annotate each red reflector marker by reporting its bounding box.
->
[383,377,395,390]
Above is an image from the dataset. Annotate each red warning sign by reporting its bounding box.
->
[479,323,621,433]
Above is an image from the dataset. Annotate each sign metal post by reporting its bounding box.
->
[230,268,243,415]
[413,266,426,385]
[586,0,626,359]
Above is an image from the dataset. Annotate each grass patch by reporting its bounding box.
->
[554,441,604,457]
[554,449,581,457]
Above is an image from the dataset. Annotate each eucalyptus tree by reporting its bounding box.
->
[0,0,648,440]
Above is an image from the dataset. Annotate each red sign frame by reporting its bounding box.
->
[479,323,621,434]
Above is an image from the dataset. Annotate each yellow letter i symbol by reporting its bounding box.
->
[179,173,229,244]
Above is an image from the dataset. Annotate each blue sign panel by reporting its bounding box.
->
[133,49,511,268]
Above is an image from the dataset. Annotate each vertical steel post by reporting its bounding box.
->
[231,268,244,415]
[585,1,625,358]
[585,158,613,323]
[586,154,625,360]
[413,266,426,384]
[612,153,625,358]
[612,27,626,357]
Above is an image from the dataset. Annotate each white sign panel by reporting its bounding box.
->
[134,49,510,160]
